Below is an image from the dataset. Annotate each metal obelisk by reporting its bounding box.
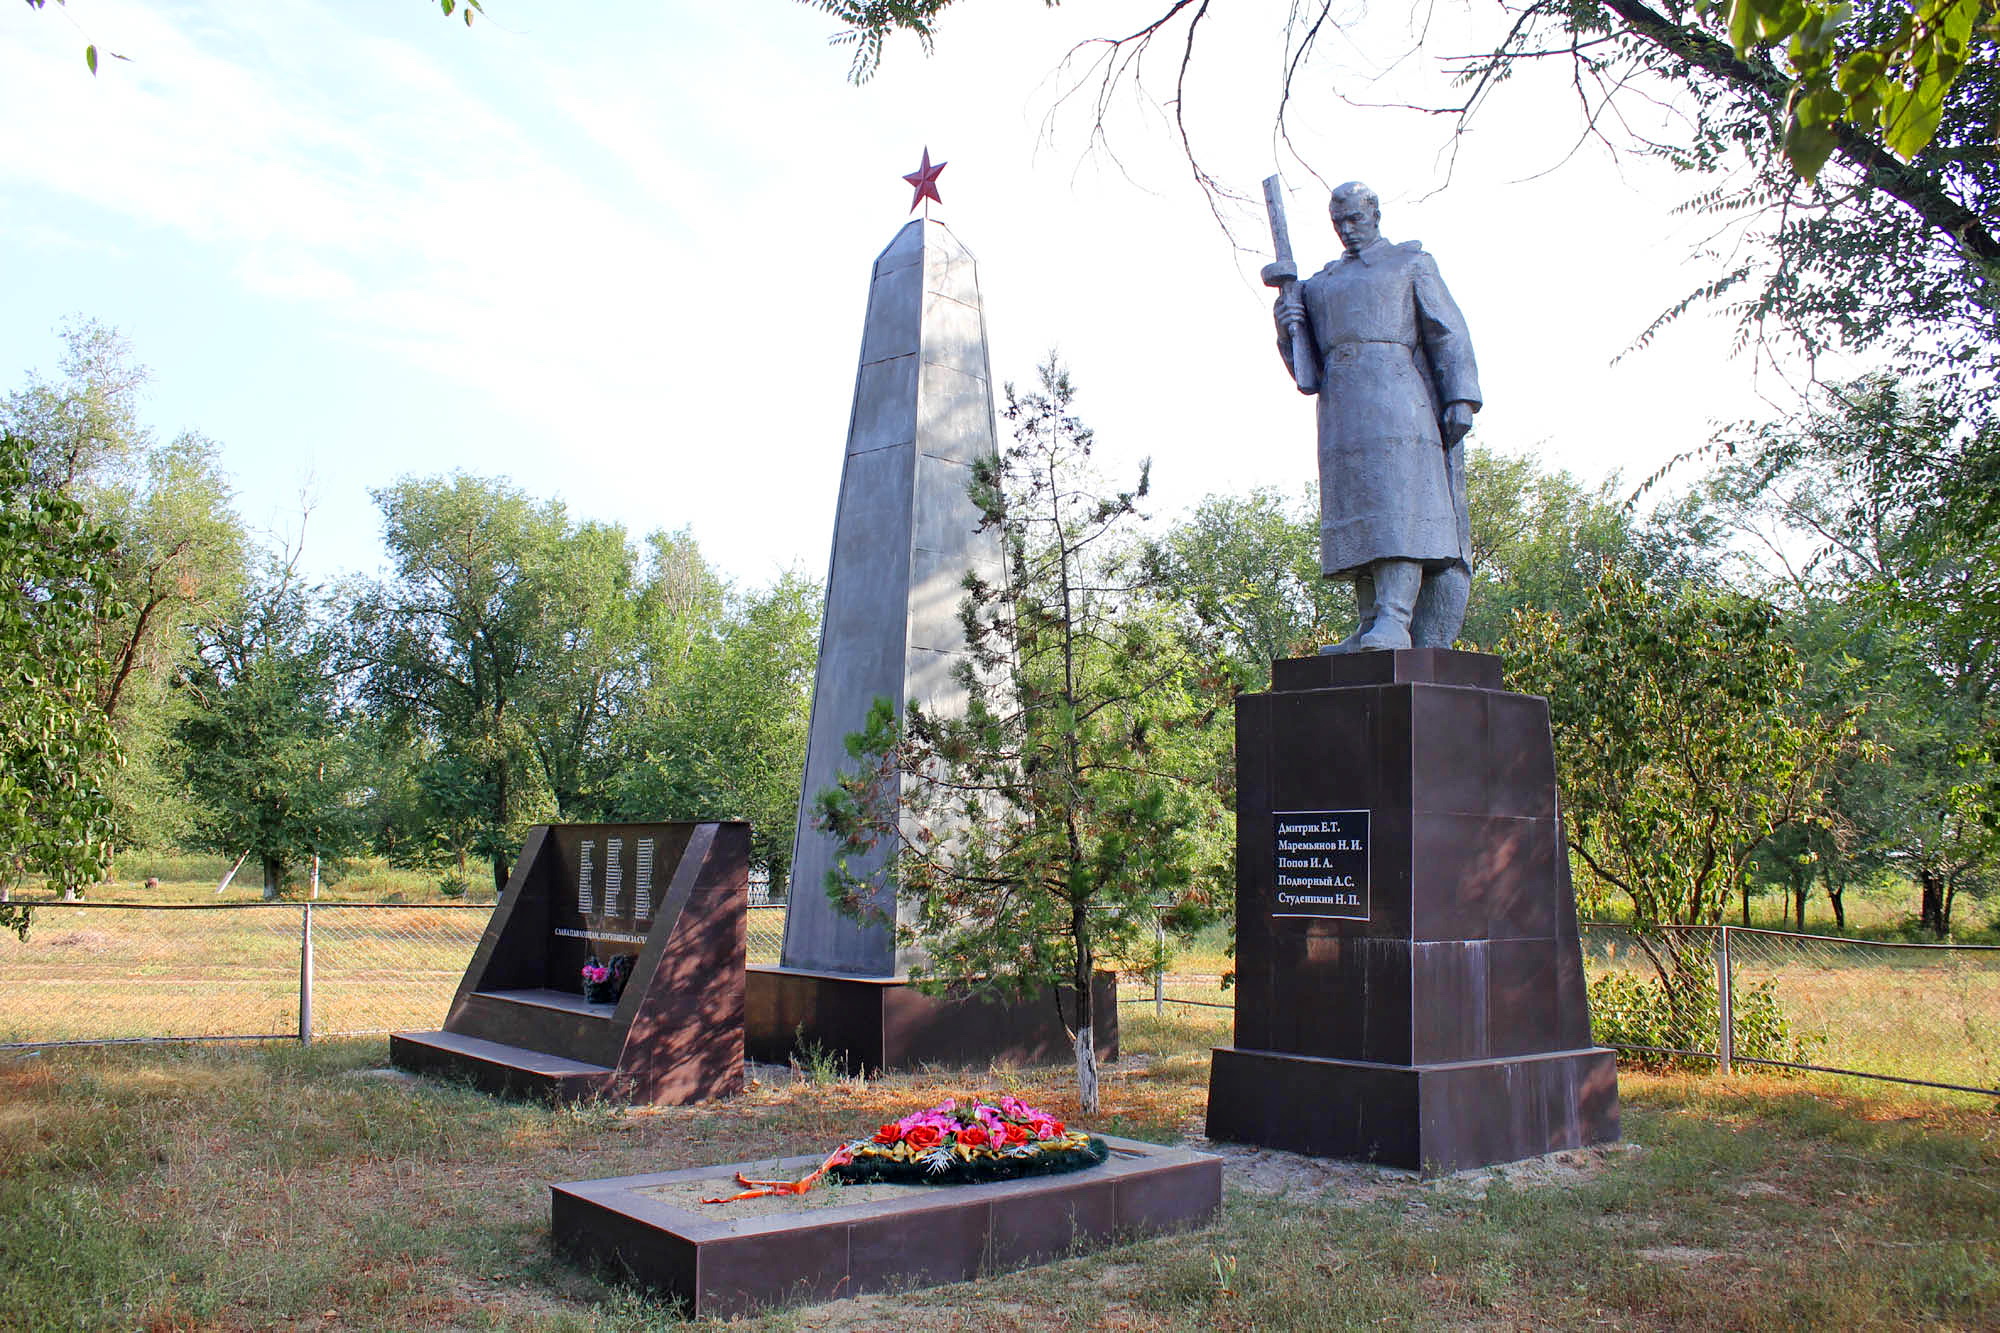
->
[779,217,1005,978]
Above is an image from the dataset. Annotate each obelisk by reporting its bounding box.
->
[779,215,1005,977]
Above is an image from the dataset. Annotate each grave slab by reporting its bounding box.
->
[549,1134,1221,1319]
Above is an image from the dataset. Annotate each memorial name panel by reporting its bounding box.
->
[549,834,660,986]
[1272,810,1369,920]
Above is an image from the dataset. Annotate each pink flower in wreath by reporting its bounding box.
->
[1030,1117,1064,1140]
[581,964,610,983]
[897,1108,957,1136]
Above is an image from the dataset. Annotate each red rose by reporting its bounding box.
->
[904,1124,944,1151]
[1030,1118,1064,1140]
[957,1125,989,1148]
[1002,1122,1031,1146]
[873,1123,901,1145]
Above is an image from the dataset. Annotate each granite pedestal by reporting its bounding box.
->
[744,966,1117,1073]
[1206,649,1619,1172]
[550,1135,1219,1318]
[392,821,746,1105]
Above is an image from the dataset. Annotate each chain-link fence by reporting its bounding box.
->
[747,905,785,966]
[0,903,494,1047]
[1579,922,2000,1097]
[309,905,495,1036]
[0,903,306,1045]
[0,901,796,1048]
[6,905,1994,1099]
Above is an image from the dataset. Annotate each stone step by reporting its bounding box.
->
[389,1029,616,1102]
[474,986,618,1018]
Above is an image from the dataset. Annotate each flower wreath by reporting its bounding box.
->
[701,1096,1109,1204]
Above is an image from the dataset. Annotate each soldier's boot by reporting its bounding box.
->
[1318,571,1378,654]
[1410,562,1470,648]
[1351,560,1421,651]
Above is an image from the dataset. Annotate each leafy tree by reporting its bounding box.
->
[2,321,246,853]
[1460,450,1643,650]
[1706,376,2000,935]
[815,359,1233,1111]
[1720,0,1994,177]
[515,518,651,818]
[177,541,367,900]
[1506,567,1856,994]
[609,571,821,895]
[1143,486,1343,688]
[0,432,121,931]
[351,474,580,890]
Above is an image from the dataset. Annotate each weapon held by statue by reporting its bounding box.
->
[1260,175,1319,395]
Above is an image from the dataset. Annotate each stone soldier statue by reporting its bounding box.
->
[1273,181,1481,652]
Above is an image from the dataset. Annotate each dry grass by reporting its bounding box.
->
[2,1010,1997,1331]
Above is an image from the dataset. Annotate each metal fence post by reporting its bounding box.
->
[299,902,315,1046]
[1154,910,1166,1017]
[1715,924,1733,1074]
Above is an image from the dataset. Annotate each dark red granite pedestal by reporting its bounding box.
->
[745,965,1118,1074]
[550,1135,1219,1318]
[392,821,746,1105]
[1206,649,1620,1173]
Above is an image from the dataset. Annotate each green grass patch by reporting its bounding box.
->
[2,1028,1996,1330]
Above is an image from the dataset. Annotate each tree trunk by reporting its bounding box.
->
[262,855,283,902]
[1919,870,1946,938]
[1828,885,1846,931]
[1072,902,1098,1114]
[1792,878,1808,931]
[1075,1023,1098,1115]
[491,850,510,896]
[1942,879,1958,937]
[1740,878,1751,927]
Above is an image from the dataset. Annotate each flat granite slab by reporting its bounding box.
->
[550,1134,1222,1318]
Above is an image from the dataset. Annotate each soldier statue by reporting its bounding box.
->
[1272,181,1481,652]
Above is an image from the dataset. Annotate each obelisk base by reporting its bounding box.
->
[1207,1044,1619,1174]
[746,965,1117,1074]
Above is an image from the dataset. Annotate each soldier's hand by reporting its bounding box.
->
[1441,400,1475,444]
[1278,295,1306,334]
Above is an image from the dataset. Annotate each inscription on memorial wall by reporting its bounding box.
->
[1272,810,1370,920]
[554,835,658,945]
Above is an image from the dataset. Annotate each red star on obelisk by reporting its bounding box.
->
[902,147,947,214]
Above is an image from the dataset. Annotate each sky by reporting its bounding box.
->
[0,0,1807,593]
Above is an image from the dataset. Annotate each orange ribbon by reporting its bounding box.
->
[699,1146,855,1204]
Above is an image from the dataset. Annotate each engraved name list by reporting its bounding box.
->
[1271,809,1370,920]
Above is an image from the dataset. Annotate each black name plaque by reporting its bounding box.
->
[1271,809,1369,920]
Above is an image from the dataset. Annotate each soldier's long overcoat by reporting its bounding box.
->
[1277,237,1481,578]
